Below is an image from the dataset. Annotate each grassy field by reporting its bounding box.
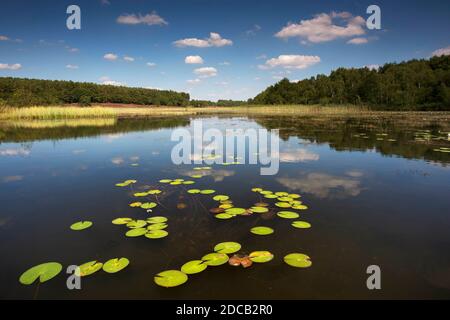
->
[0,105,449,121]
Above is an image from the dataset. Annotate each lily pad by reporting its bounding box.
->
[182,181,195,185]
[215,213,234,219]
[251,188,263,192]
[225,208,246,215]
[292,221,311,229]
[154,270,188,288]
[19,262,62,285]
[214,242,241,254]
[284,253,312,268]
[219,203,233,209]
[126,220,147,228]
[191,174,203,178]
[275,202,291,208]
[250,206,269,213]
[159,179,172,183]
[292,204,308,210]
[145,229,168,239]
[249,251,274,263]
[129,202,143,207]
[181,260,207,274]
[213,195,229,201]
[147,216,168,224]
[250,226,274,235]
[147,223,168,230]
[201,253,229,266]
[264,194,278,199]
[70,221,92,231]
[210,207,225,214]
[140,202,157,209]
[254,202,269,207]
[260,190,273,195]
[187,189,201,194]
[277,211,300,219]
[148,189,162,195]
[112,217,132,225]
[125,227,147,237]
[170,181,182,185]
[278,197,293,202]
[200,189,216,195]
[275,192,289,196]
[133,192,148,197]
[103,258,130,273]
[289,194,301,199]
[78,261,103,277]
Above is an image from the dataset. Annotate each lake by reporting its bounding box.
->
[0,114,449,299]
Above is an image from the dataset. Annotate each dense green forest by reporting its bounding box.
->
[190,99,247,107]
[250,55,450,110]
[0,77,190,107]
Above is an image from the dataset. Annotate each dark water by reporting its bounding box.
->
[0,115,449,299]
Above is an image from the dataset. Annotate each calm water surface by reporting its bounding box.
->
[0,115,449,299]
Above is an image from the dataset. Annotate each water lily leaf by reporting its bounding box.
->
[219,204,233,209]
[112,217,132,225]
[78,261,103,277]
[251,188,263,192]
[200,189,216,195]
[182,181,195,185]
[145,229,168,239]
[130,202,143,208]
[70,221,92,231]
[133,192,148,197]
[210,207,225,214]
[140,202,157,209]
[213,195,229,201]
[275,192,289,197]
[187,189,201,194]
[292,204,308,210]
[264,194,278,199]
[260,190,273,195]
[254,202,269,207]
[249,251,274,263]
[181,260,207,274]
[19,262,62,285]
[225,208,246,215]
[277,211,299,219]
[102,258,129,273]
[159,179,172,183]
[250,206,269,213]
[190,174,203,178]
[250,226,274,235]
[154,270,188,288]
[289,194,301,199]
[275,202,291,208]
[201,253,229,266]
[278,197,293,202]
[125,227,147,237]
[115,183,128,187]
[215,213,234,219]
[147,223,168,231]
[147,216,168,224]
[214,242,241,254]
[174,179,184,182]
[284,253,312,268]
[292,221,311,229]
[124,180,137,184]
[126,220,147,229]
[170,181,182,185]
[148,189,162,195]
[177,203,187,209]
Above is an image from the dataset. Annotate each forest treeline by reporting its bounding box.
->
[249,55,450,110]
[0,77,190,107]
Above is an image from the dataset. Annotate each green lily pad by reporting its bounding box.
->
[275,202,291,208]
[251,188,263,192]
[249,251,274,263]
[284,253,312,268]
[140,202,157,209]
[264,194,278,199]
[182,181,195,185]
[277,211,300,219]
[159,179,172,183]
[215,213,234,219]
[147,223,168,230]
[125,227,147,237]
[181,260,207,274]
[250,206,269,213]
[275,192,289,197]
[102,258,130,273]
[148,189,162,195]
[78,261,103,277]
[126,220,147,228]
[250,226,274,235]
[201,253,229,266]
[129,202,142,207]
[170,181,182,185]
[200,189,216,195]
[292,204,308,210]
[292,221,311,229]
[124,180,137,184]
[112,217,132,225]
[278,197,293,202]
[187,189,201,194]
[19,262,62,285]
[154,270,188,288]
[133,192,148,197]
[289,194,301,199]
[260,190,273,195]
[147,216,168,224]
[70,221,93,231]
[213,195,229,201]
[145,229,168,239]
[191,174,203,178]
[225,208,246,215]
[214,242,241,254]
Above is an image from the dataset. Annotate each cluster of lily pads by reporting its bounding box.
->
[159,178,195,185]
[154,241,311,288]
[19,258,129,285]
[115,179,137,187]
[112,216,169,239]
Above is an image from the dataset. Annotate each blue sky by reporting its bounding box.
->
[0,0,449,100]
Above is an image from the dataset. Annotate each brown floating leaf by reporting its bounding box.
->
[254,202,269,207]
[177,203,187,209]
[209,207,225,214]
[228,254,253,268]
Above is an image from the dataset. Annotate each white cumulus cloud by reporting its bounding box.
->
[117,11,168,26]
[347,37,368,45]
[123,56,134,62]
[0,63,22,70]
[99,76,126,86]
[275,11,366,43]
[259,55,320,70]
[432,45,450,57]
[174,32,232,48]
[103,53,118,61]
[185,55,204,64]
[194,67,218,78]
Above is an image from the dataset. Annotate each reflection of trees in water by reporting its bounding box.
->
[254,115,450,165]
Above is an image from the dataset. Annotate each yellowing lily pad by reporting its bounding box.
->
[129,202,142,207]
[284,253,312,268]
[260,190,273,195]
[159,179,172,183]
[250,226,274,235]
[103,258,129,273]
[190,174,203,178]
[187,189,201,194]
[148,189,162,195]
[200,189,216,195]
[292,204,308,210]
[219,203,233,209]
[181,260,207,274]
[145,229,168,239]
[78,261,103,277]
[275,192,289,197]
[201,253,229,266]
[292,221,311,229]
[213,195,229,201]
[19,262,62,285]
[275,202,291,208]
[277,211,300,219]
[250,206,269,213]
[214,242,241,254]
[264,194,278,199]
[251,188,263,192]
[133,192,148,197]
[112,217,132,225]
[249,251,274,263]
[154,270,188,288]
[125,227,147,237]
[70,221,92,231]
